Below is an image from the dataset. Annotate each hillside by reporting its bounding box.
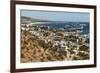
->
[21,16,51,24]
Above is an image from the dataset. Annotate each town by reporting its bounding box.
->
[21,21,90,63]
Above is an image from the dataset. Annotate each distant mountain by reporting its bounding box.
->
[21,16,52,24]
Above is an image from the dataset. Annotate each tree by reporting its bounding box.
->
[79,45,89,51]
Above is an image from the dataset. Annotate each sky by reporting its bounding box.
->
[21,10,90,22]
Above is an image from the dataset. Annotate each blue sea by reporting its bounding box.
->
[36,22,89,35]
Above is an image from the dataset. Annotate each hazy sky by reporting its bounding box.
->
[21,10,90,22]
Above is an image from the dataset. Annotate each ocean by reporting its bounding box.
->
[34,22,89,35]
